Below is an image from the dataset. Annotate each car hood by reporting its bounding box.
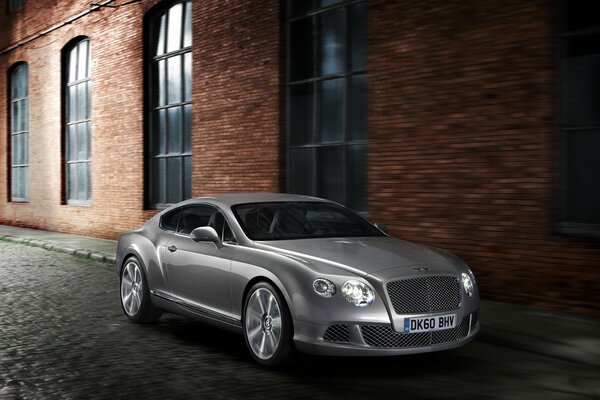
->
[254,236,461,277]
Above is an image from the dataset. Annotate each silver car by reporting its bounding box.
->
[116,193,480,366]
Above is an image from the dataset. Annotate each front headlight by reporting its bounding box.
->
[313,278,336,298]
[461,272,474,297]
[341,280,375,307]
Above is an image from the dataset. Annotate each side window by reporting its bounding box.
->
[178,205,214,235]
[160,207,181,231]
[207,210,236,243]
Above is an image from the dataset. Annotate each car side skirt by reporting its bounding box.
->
[150,289,243,333]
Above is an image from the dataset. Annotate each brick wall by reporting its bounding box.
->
[0,0,282,239]
[368,0,600,317]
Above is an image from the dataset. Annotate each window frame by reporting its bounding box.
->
[144,0,193,210]
[557,1,600,237]
[8,62,29,202]
[286,0,368,212]
[63,37,92,206]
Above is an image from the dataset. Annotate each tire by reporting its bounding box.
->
[243,282,296,367]
[120,256,161,323]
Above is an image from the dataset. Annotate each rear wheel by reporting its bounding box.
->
[243,282,296,366]
[120,256,161,323]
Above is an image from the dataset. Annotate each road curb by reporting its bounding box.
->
[0,234,116,265]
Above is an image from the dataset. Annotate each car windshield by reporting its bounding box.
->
[232,201,385,241]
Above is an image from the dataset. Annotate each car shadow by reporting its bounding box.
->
[145,313,474,379]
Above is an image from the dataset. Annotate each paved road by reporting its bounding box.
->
[0,241,598,399]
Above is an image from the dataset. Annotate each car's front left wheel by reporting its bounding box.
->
[243,282,296,367]
[120,256,161,323]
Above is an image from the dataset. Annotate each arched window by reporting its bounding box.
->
[146,0,192,209]
[10,63,29,202]
[64,38,92,204]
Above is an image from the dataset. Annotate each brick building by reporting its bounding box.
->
[1,0,599,317]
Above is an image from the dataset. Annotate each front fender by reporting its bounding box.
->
[229,246,391,327]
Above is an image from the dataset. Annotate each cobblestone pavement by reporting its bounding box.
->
[1,241,599,400]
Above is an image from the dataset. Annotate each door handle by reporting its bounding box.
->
[167,245,177,252]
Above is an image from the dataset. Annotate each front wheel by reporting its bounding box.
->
[120,256,161,323]
[243,282,296,366]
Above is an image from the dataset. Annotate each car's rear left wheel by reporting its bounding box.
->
[243,282,296,367]
[120,256,161,323]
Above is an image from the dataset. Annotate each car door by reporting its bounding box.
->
[165,204,235,319]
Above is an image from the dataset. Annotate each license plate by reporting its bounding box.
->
[403,314,456,333]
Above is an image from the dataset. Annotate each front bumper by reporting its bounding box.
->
[293,310,479,356]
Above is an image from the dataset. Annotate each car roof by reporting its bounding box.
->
[187,192,330,208]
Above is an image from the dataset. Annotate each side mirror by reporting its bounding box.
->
[190,226,223,249]
[374,222,388,234]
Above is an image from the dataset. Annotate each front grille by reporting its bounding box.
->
[386,276,461,314]
[360,315,471,348]
[323,324,350,343]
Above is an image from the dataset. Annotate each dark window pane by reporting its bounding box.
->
[151,158,165,205]
[351,2,367,70]
[77,123,88,161]
[167,157,182,204]
[68,86,77,123]
[319,8,345,75]
[68,46,77,82]
[320,0,343,6]
[11,102,19,133]
[156,14,166,56]
[161,208,181,231]
[157,59,166,107]
[289,83,313,146]
[564,130,600,224]
[150,109,167,156]
[184,52,192,102]
[317,146,344,204]
[319,78,345,142]
[77,83,87,122]
[167,106,182,154]
[183,104,191,153]
[23,132,28,164]
[167,55,182,104]
[77,40,89,80]
[12,135,20,165]
[183,155,192,199]
[178,205,213,234]
[566,0,600,32]
[289,148,313,195]
[22,167,29,199]
[289,17,313,81]
[183,1,192,48]
[12,64,27,98]
[347,144,366,211]
[85,162,92,200]
[564,35,600,126]
[85,81,91,120]
[167,2,183,53]
[78,163,88,200]
[68,125,77,162]
[12,168,20,199]
[68,163,77,200]
[22,99,29,131]
[350,74,366,140]
[288,0,315,18]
